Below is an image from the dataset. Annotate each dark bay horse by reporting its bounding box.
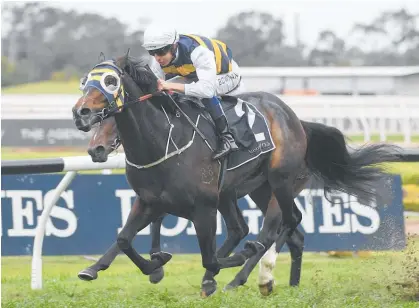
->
[80,116,305,295]
[72,54,401,296]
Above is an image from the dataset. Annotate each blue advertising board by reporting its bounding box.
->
[1,174,406,256]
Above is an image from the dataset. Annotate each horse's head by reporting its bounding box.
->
[87,116,120,162]
[72,52,159,132]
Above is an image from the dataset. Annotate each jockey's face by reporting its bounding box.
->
[148,44,175,67]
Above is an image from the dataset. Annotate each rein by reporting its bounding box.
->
[87,60,212,151]
[103,89,212,151]
[103,89,172,118]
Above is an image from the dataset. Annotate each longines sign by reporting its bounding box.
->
[1,174,405,255]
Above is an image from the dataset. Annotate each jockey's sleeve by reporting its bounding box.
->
[184,45,217,98]
[149,57,165,80]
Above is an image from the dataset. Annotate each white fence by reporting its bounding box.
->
[2,94,419,144]
[14,154,126,290]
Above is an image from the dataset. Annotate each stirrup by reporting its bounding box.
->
[220,134,238,150]
[212,141,234,160]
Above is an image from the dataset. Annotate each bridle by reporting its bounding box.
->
[81,60,169,121]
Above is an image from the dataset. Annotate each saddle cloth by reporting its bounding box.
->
[174,94,276,170]
[221,97,275,170]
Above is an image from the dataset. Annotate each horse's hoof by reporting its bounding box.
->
[201,279,217,298]
[78,268,98,281]
[151,251,172,267]
[223,277,246,291]
[244,241,265,256]
[259,280,275,296]
[219,253,247,269]
[149,266,164,284]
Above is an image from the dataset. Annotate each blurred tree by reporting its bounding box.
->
[216,11,305,66]
[351,9,419,65]
[1,2,148,86]
[2,4,419,87]
[307,30,346,66]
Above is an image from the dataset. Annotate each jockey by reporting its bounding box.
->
[142,24,245,160]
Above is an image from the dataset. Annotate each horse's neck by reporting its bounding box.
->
[115,99,168,165]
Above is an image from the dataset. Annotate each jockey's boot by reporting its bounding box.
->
[213,115,239,160]
[202,96,239,160]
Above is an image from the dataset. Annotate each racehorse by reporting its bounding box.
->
[80,116,305,295]
[72,53,401,296]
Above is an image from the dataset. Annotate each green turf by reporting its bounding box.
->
[1,148,86,160]
[1,148,125,174]
[2,147,419,306]
[3,148,419,179]
[2,80,81,94]
[347,135,419,143]
[2,238,419,307]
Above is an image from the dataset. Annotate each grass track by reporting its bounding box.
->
[2,80,80,94]
[2,238,419,307]
[3,148,419,178]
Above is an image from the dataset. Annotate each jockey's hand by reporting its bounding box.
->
[157,79,185,94]
[157,79,171,92]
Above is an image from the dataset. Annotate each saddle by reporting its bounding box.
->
[170,93,276,171]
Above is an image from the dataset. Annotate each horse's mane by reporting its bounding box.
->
[116,55,158,94]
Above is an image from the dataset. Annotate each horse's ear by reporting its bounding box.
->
[98,52,105,62]
[144,64,152,72]
[125,48,131,60]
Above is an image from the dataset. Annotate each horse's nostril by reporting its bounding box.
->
[94,146,105,156]
[80,108,91,116]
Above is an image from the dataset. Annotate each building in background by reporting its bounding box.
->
[241,66,419,95]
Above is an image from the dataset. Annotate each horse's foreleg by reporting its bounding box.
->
[193,206,220,298]
[78,242,120,281]
[78,196,143,281]
[149,214,166,284]
[117,202,171,275]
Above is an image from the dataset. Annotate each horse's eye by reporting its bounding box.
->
[101,72,120,94]
[104,75,117,87]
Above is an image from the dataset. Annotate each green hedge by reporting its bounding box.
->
[404,202,419,212]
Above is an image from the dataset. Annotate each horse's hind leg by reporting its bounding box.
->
[224,191,285,290]
[149,214,166,284]
[258,204,304,294]
[258,243,278,296]
[257,227,304,295]
[225,182,302,291]
[216,192,249,258]
[117,202,172,275]
[78,196,143,281]
[287,226,304,286]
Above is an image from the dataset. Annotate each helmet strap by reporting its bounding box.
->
[169,44,178,64]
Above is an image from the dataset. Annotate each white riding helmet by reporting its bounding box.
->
[142,24,179,51]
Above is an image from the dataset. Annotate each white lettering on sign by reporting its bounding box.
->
[349,196,380,235]
[1,187,382,241]
[115,188,380,236]
[115,189,224,236]
[1,189,77,238]
[44,190,77,238]
[20,128,45,142]
[115,189,151,235]
[295,189,316,233]
[46,128,90,144]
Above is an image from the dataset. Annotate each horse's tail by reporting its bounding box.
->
[300,120,402,204]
